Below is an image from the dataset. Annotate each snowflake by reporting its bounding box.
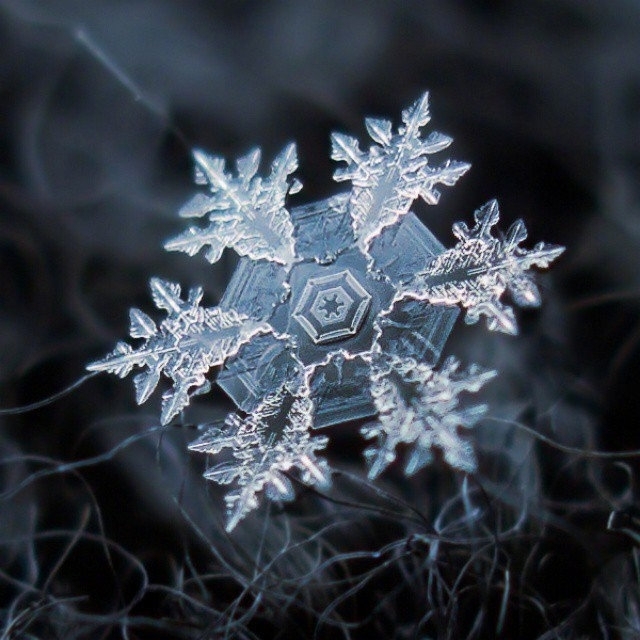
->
[89,92,564,531]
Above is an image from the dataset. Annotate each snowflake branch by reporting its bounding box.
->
[189,382,330,532]
[331,91,470,251]
[165,144,302,265]
[400,199,565,334]
[87,278,273,424]
[362,354,496,479]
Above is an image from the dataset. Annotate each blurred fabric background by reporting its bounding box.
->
[1,1,639,638]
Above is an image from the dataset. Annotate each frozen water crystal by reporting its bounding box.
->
[164,144,300,265]
[89,92,564,530]
[217,203,459,428]
[331,92,470,252]
[87,278,274,425]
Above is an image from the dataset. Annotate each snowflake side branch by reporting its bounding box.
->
[87,277,275,424]
[164,144,301,265]
[399,199,565,335]
[331,91,470,251]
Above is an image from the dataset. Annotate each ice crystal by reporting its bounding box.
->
[331,92,470,252]
[90,92,563,529]
[87,278,273,425]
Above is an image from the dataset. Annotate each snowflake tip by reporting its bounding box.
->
[164,228,226,264]
[530,242,566,267]
[300,453,332,487]
[203,461,241,485]
[432,159,472,185]
[270,141,298,179]
[192,149,227,190]
[235,147,261,181]
[364,117,393,146]
[150,278,183,314]
[423,130,454,154]
[178,192,217,219]
[187,422,232,454]
[505,218,528,247]
[466,301,518,335]
[226,492,259,533]
[404,446,434,476]
[160,388,189,425]
[475,198,500,229]
[86,341,133,377]
[508,275,541,308]
[265,473,296,502]
[401,91,432,130]
[442,438,477,474]
[364,444,397,480]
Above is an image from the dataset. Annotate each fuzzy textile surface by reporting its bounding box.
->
[0,2,639,638]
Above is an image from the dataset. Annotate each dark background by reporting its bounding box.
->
[1,1,639,638]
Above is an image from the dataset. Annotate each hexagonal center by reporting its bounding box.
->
[311,288,352,324]
[292,270,371,344]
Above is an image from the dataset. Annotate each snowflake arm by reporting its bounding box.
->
[87,278,273,424]
[331,91,470,252]
[189,383,330,532]
[164,144,302,265]
[362,355,496,479]
[400,199,565,334]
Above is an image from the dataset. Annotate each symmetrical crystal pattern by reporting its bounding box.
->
[292,269,372,344]
[89,92,564,530]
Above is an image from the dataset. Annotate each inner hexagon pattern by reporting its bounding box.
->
[294,270,371,344]
[311,288,351,324]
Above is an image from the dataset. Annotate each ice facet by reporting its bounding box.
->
[219,257,288,320]
[290,194,354,263]
[374,298,458,365]
[309,352,375,428]
[216,333,303,413]
[368,212,447,286]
